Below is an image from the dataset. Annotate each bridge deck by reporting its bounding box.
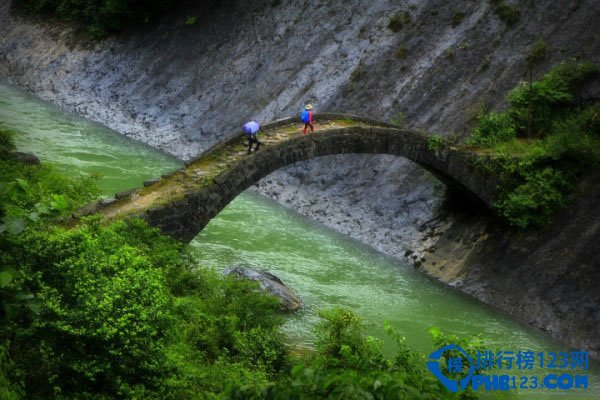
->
[92,119,376,221]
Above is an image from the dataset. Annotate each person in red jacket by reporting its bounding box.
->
[301,104,314,134]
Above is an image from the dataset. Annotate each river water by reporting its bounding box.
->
[1,79,598,399]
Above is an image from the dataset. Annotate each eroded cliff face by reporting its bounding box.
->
[1,0,600,354]
[2,0,599,158]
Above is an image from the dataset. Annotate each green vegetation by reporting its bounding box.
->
[1,218,288,398]
[427,134,443,151]
[0,129,485,398]
[527,40,548,66]
[395,44,409,59]
[491,0,520,26]
[0,128,100,235]
[451,11,466,28]
[350,66,365,82]
[388,11,411,32]
[469,60,600,228]
[480,56,491,73]
[390,112,405,128]
[229,308,482,399]
[16,0,184,38]
[184,16,197,26]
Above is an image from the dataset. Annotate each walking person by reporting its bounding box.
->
[242,120,261,154]
[301,104,314,134]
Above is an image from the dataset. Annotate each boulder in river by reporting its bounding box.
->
[224,266,300,312]
[11,151,40,165]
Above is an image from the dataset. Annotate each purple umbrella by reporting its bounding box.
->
[242,121,260,134]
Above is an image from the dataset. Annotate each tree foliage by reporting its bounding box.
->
[469,60,600,228]
[229,308,483,399]
[17,0,180,38]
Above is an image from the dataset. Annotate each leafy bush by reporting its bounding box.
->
[427,134,443,151]
[0,345,24,400]
[527,39,547,66]
[470,112,515,146]
[2,223,175,398]
[388,11,411,32]
[495,166,573,228]
[507,60,600,137]
[491,0,520,26]
[468,60,600,228]
[389,112,405,128]
[0,161,99,235]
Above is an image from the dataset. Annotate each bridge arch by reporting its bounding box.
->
[80,114,497,242]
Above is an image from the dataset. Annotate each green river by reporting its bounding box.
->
[1,80,598,399]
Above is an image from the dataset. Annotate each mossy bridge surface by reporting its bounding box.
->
[76,113,497,242]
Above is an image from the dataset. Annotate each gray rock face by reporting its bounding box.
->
[224,266,301,312]
[2,1,599,160]
[10,151,40,165]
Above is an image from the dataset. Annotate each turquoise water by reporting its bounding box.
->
[0,80,182,195]
[2,79,598,399]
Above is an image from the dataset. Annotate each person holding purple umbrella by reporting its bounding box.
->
[242,120,262,154]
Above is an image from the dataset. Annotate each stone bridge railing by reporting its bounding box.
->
[76,114,497,242]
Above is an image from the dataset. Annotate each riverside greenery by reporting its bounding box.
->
[469,60,600,228]
[0,128,483,398]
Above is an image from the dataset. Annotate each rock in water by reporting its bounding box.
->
[11,152,40,165]
[224,266,300,312]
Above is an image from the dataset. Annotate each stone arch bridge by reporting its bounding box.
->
[77,113,497,242]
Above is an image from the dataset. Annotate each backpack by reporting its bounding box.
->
[300,110,310,123]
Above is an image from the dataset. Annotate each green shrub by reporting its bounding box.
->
[0,161,99,235]
[507,60,600,136]
[451,11,466,27]
[427,134,443,151]
[495,167,573,228]
[527,39,548,66]
[2,223,175,398]
[492,1,520,26]
[390,112,405,128]
[395,44,409,59]
[388,11,411,32]
[470,61,600,228]
[0,345,24,400]
[470,112,516,145]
